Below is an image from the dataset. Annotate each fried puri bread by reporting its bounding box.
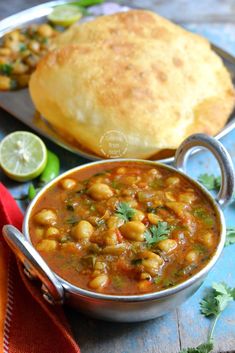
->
[29,10,235,159]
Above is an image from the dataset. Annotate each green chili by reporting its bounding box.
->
[40,150,60,185]
[70,0,104,7]
[28,184,37,200]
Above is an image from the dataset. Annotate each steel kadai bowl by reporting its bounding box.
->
[3,133,235,322]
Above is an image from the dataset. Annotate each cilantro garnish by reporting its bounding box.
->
[179,282,235,353]
[225,228,235,246]
[198,174,221,191]
[115,202,136,222]
[144,222,172,246]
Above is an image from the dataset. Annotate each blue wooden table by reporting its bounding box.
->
[0,1,235,352]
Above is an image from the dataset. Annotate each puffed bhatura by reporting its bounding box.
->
[29,10,235,159]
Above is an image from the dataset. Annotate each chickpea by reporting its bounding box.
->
[34,209,57,226]
[185,250,199,263]
[121,176,140,185]
[0,76,11,90]
[25,54,39,68]
[12,62,28,74]
[34,227,44,241]
[140,251,163,276]
[140,250,163,261]
[37,24,54,37]
[147,213,161,225]
[120,221,146,241]
[166,202,187,218]
[179,192,196,203]
[0,48,11,56]
[94,261,106,271]
[157,239,177,253]
[107,216,124,229]
[37,239,57,251]
[138,280,152,292]
[140,272,152,280]
[61,242,78,252]
[116,167,126,174]
[60,178,76,190]
[5,30,20,42]
[102,244,126,255]
[131,210,145,222]
[72,220,93,241]
[166,177,180,186]
[29,40,40,53]
[105,229,118,246]
[147,168,161,177]
[200,232,214,247]
[89,274,108,290]
[45,227,59,238]
[87,183,113,201]
[142,258,162,276]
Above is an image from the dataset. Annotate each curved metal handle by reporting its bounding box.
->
[2,225,64,305]
[174,133,235,208]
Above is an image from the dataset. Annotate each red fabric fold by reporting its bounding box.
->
[0,183,80,353]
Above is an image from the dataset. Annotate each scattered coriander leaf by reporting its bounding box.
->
[200,282,234,317]
[214,176,221,190]
[225,228,235,246]
[198,174,218,190]
[180,282,235,353]
[115,202,136,222]
[0,63,13,75]
[179,342,213,353]
[144,222,172,246]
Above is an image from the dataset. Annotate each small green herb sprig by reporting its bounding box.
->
[115,202,136,222]
[198,174,221,191]
[179,282,235,353]
[144,221,172,246]
[225,228,235,246]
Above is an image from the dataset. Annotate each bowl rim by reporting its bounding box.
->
[23,158,226,302]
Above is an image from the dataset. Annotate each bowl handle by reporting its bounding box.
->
[2,225,64,305]
[174,133,235,208]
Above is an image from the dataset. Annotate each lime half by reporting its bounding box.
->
[48,5,83,27]
[0,131,47,182]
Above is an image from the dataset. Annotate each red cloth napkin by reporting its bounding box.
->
[0,183,80,353]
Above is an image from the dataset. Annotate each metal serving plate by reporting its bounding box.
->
[0,1,235,163]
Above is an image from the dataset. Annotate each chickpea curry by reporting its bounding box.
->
[0,24,58,90]
[29,162,220,295]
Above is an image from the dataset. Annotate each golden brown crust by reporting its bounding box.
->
[29,10,235,158]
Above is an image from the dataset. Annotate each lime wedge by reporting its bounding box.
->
[48,5,83,27]
[0,131,47,182]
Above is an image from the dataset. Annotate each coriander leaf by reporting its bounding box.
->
[198,174,217,190]
[144,222,171,246]
[115,202,136,222]
[214,176,221,190]
[225,228,235,246]
[179,342,213,353]
[0,63,13,75]
[200,282,234,317]
[200,291,219,316]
